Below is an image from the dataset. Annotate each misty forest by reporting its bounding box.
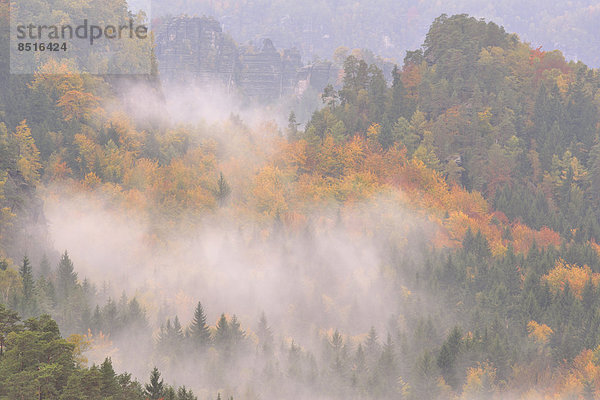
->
[4,1,600,399]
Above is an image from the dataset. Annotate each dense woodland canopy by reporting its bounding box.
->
[3,5,600,400]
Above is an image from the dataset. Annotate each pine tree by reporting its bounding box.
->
[331,329,343,353]
[376,333,397,397]
[158,317,184,354]
[91,305,102,333]
[0,303,20,356]
[387,64,406,121]
[588,141,600,207]
[177,386,197,400]
[157,320,169,350]
[188,301,211,348]
[413,351,440,398]
[102,298,118,334]
[144,367,165,400]
[100,358,119,397]
[216,172,231,207]
[352,343,366,387]
[56,251,77,302]
[229,315,245,348]
[215,313,229,346]
[365,326,380,360]
[437,326,463,389]
[19,256,35,315]
[173,315,185,347]
[39,254,51,278]
[128,297,148,330]
[256,312,273,354]
[287,111,300,138]
[164,386,176,400]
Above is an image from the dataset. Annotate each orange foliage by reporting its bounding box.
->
[590,240,600,259]
[529,46,545,65]
[45,154,72,181]
[531,48,571,84]
[106,115,146,155]
[401,63,422,99]
[57,90,101,121]
[512,223,560,254]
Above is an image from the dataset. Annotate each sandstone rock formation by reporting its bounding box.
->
[154,16,337,101]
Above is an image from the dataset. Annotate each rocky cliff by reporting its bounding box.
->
[154,16,337,101]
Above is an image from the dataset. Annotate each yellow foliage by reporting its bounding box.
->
[0,266,22,303]
[74,133,101,175]
[462,362,497,399]
[366,123,381,150]
[83,172,102,189]
[83,329,120,368]
[123,158,158,191]
[67,334,90,367]
[572,349,599,384]
[0,174,15,244]
[107,114,146,155]
[542,259,599,298]
[527,321,553,345]
[13,120,41,184]
[252,165,290,218]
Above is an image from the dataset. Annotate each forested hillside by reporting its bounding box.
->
[150,0,600,67]
[3,7,600,400]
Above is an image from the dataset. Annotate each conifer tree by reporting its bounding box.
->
[100,358,119,397]
[144,367,164,400]
[257,312,274,354]
[177,386,197,400]
[56,251,77,302]
[39,254,51,278]
[287,111,300,138]
[19,256,35,315]
[188,301,211,348]
[215,313,229,346]
[216,172,231,207]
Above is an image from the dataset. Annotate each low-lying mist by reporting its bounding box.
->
[46,190,433,323]
[44,189,434,342]
[113,79,321,130]
[33,82,443,398]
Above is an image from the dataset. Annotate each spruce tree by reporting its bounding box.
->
[56,251,77,302]
[39,254,50,277]
[19,256,35,315]
[229,315,245,346]
[256,312,273,354]
[100,358,119,397]
[177,386,197,400]
[287,111,300,138]
[144,367,164,400]
[215,313,229,346]
[128,297,148,330]
[188,301,211,348]
[216,172,231,207]
[365,326,380,358]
